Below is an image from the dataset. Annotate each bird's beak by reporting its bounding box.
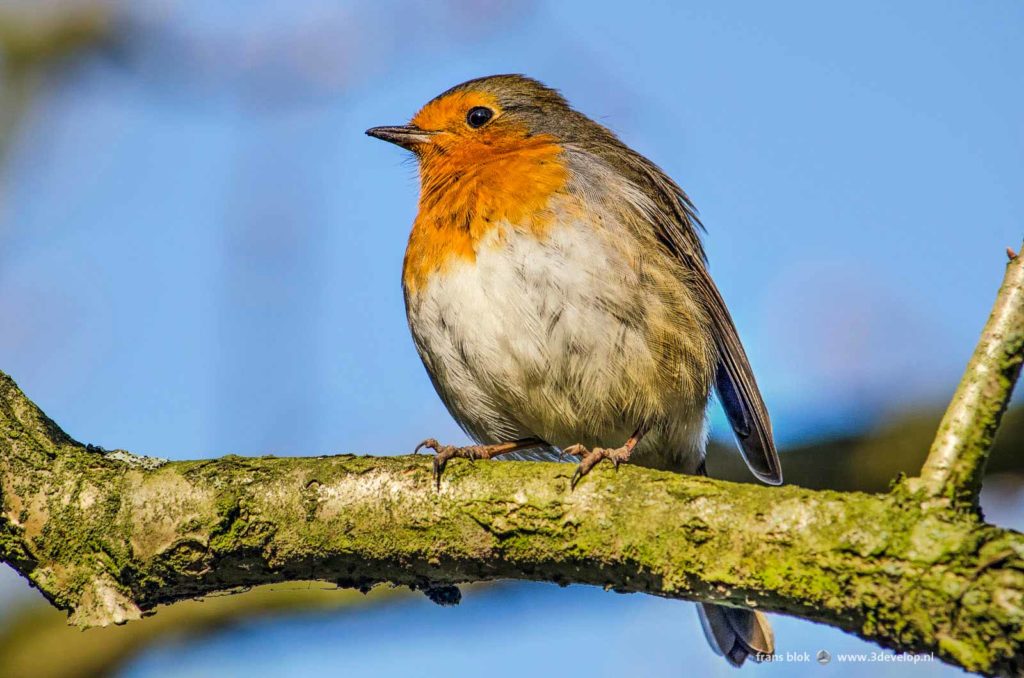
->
[365,125,435,151]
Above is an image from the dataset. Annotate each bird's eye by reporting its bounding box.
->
[466,106,494,128]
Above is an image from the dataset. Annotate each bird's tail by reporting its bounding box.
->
[697,602,774,667]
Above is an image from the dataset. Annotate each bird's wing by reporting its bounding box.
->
[694,264,782,484]
[597,146,782,484]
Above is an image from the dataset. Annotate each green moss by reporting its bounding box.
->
[0,519,33,572]
[3,368,1024,672]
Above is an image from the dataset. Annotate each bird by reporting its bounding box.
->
[367,74,781,667]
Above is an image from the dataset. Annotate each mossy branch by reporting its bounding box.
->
[1,244,1022,676]
[1,374,1023,675]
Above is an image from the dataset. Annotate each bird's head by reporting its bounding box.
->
[366,74,586,174]
[367,75,594,291]
[367,75,704,295]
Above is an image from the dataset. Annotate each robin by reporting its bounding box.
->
[367,74,781,667]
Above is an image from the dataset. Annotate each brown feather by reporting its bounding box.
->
[564,104,782,484]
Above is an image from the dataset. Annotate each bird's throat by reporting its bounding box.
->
[403,135,570,295]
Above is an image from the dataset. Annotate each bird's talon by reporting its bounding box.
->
[432,457,444,490]
[561,444,585,460]
[566,443,634,488]
[570,466,585,491]
[414,438,441,455]
[419,438,540,489]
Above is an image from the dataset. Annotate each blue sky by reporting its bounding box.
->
[1,1,1021,675]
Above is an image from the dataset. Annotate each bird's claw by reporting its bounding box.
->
[414,438,440,455]
[413,438,490,490]
[557,444,579,462]
[414,438,455,489]
[566,444,631,490]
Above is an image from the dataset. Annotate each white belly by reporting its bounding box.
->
[405,219,710,470]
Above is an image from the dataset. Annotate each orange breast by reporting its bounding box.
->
[403,133,571,294]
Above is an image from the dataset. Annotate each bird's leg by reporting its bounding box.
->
[564,425,648,489]
[414,437,545,489]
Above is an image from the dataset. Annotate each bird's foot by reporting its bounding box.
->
[563,443,634,489]
[414,438,534,489]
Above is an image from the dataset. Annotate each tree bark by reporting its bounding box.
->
[1,246,1022,676]
[916,246,1024,506]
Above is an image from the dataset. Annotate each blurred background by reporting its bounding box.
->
[0,1,1021,676]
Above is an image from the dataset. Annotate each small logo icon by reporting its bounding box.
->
[817,649,831,665]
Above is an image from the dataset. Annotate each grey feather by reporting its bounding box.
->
[701,269,783,485]
[697,603,775,667]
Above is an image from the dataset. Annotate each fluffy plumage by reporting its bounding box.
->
[369,74,781,666]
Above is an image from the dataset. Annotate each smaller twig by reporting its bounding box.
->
[917,241,1024,506]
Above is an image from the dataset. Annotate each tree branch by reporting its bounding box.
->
[2,245,1023,676]
[0,371,1022,675]
[916,246,1024,507]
